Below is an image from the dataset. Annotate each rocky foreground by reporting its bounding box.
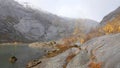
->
[26,33,120,68]
[0,0,120,68]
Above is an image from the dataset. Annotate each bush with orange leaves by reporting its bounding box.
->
[88,62,102,68]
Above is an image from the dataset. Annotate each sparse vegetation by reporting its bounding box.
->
[62,15,120,45]
[1,0,120,68]
[103,15,120,34]
[88,62,102,68]
[45,43,79,58]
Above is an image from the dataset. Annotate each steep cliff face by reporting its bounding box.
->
[0,0,98,43]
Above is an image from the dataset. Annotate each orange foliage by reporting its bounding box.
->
[79,38,85,44]
[62,37,77,45]
[56,44,70,51]
[88,62,102,68]
[63,54,76,68]
[60,14,120,46]
[66,54,76,63]
[45,43,77,58]
[79,15,120,43]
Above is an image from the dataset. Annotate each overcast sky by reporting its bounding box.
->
[15,0,120,22]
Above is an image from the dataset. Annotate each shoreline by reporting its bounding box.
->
[0,43,29,46]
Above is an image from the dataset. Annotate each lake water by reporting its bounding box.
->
[0,44,45,68]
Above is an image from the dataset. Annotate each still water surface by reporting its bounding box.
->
[0,44,45,68]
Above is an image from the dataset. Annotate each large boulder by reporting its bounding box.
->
[83,33,120,68]
[67,33,120,68]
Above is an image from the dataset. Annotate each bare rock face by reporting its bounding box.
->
[14,19,45,41]
[80,33,120,68]
[100,7,120,26]
[66,50,89,68]
[27,47,80,68]
[65,33,120,68]
[27,33,120,68]
[0,0,98,43]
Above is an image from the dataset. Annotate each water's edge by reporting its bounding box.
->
[0,44,46,68]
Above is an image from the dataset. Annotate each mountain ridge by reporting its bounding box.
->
[0,0,98,43]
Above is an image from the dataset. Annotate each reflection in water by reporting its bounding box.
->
[0,45,45,68]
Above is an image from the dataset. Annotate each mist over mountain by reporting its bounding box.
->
[29,6,120,68]
[0,0,120,68]
[0,0,98,43]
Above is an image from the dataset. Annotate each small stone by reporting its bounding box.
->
[9,56,17,63]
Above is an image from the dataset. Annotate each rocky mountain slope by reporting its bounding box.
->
[0,0,98,43]
[100,7,120,26]
[66,7,120,68]
[26,6,120,68]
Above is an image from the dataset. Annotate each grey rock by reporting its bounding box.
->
[100,7,120,26]
[0,0,98,43]
[28,47,80,68]
[66,50,89,68]
[81,33,120,68]
[66,33,120,68]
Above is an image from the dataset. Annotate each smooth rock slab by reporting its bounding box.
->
[66,50,89,68]
[29,47,80,68]
[81,33,120,68]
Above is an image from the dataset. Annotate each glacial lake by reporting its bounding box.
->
[0,44,45,68]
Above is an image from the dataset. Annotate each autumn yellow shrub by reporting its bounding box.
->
[103,15,120,34]
[103,24,114,34]
[61,15,120,46]
[84,15,120,42]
